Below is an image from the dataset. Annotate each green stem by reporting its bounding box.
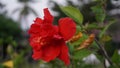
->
[95,38,113,65]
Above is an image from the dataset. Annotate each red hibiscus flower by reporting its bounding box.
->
[28,8,76,65]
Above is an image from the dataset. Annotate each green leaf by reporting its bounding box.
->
[100,35,111,42]
[60,6,83,24]
[111,50,120,64]
[85,23,103,30]
[74,49,92,59]
[67,44,74,55]
[90,41,99,52]
[91,5,105,23]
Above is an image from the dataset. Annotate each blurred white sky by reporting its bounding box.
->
[0,0,67,29]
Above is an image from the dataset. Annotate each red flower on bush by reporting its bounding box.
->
[28,8,76,65]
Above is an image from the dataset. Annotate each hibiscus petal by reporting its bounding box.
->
[42,44,60,62]
[28,24,41,35]
[40,24,56,37]
[54,25,59,33]
[58,42,70,65]
[59,17,76,41]
[32,50,42,60]
[43,8,54,24]
[34,17,43,24]
[29,35,45,51]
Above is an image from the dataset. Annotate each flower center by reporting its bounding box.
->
[37,37,50,46]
